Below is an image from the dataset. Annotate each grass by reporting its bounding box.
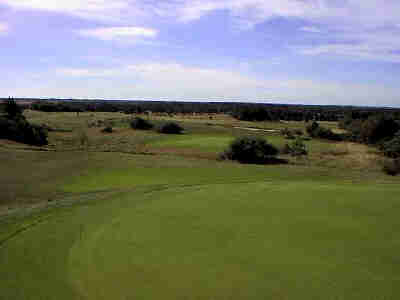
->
[1,158,400,299]
[1,110,400,299]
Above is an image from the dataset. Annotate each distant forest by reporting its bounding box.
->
[2,98,400,123]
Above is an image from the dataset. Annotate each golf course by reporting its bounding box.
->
[1,110,400,299]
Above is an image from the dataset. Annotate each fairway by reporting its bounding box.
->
[1,153,400,299]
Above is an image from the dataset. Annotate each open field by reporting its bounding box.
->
[1,110,400,299]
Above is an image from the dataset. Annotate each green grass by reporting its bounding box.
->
[1,156,400,299]
[1,111,400,299]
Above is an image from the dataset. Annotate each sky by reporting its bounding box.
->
[1,0,400,107]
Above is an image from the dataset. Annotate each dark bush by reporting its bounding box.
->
[101,126,113,133]
[381,132,400,158]
[359,116,399,144]
[280,128,295,139]
[130,117,153,130]
[5,99,23,119]
[294,129,304,136]
[343,115,400,144]
[0,116,48,146]
[382,159,400,176]
[157,122,183,134]
[306,121,342,141]
[220,136,281,164]
[306,121,319,135]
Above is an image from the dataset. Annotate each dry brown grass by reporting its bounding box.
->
[312,142,382,171]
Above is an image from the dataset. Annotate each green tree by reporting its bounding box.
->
[5,98,23,119]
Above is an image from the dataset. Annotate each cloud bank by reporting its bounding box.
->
[4,63,392,107]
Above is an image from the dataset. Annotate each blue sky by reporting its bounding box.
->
[1,0,400,106]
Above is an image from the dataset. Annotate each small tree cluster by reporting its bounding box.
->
[340,115,400,144]
[0,99,48,146]
[0,117,48,146]
[380,131,400,158]
[382,159,400,176]
[5,98,23,119]
[157,122,183,134]
[306,121,342,141]
[220,136,282,164]
[280,128,303,140]
[130,117,154,130]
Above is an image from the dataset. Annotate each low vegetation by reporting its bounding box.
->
[306,121,343,141]
[282,137,308,157]
[380,131,400,158]
[382,158,400,176]
[340,115,400,144]
[220,136,283,164]
[0,99,48,146]
[130,117,153,130]
[101,126,113,133]
[281,127,304,140]
[157,121,183,134]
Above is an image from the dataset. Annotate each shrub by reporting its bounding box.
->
[78,130,89,148]
[130,117,153,130]
[220,136,281,164]
[306,121,319,136]
[5,99,23,119]
[381,132,400,158]
[294,129,304,136]
[157,122,183,134]
[360,116,399,144]
[280,128,295,139]
[0,116,48,146]
[101,126,113,133]
[382,159,400,176]
[284,137,308,157]
[306,121,342,141]
[281,143,292,155]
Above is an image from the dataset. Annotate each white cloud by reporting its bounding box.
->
[299,26,321,33]
[296,28,400,63]
[3,1,400,28]
[298,44,400,63]
[0,23,9,34]
[50,62,400,106]
[77,26,157,41]
[3,1,400,63]
[1,0,133,22]
[56,63,265,98]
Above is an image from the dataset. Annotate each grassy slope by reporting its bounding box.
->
[1,111,399,299]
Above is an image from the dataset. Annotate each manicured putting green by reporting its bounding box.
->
[2,174,400,299]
